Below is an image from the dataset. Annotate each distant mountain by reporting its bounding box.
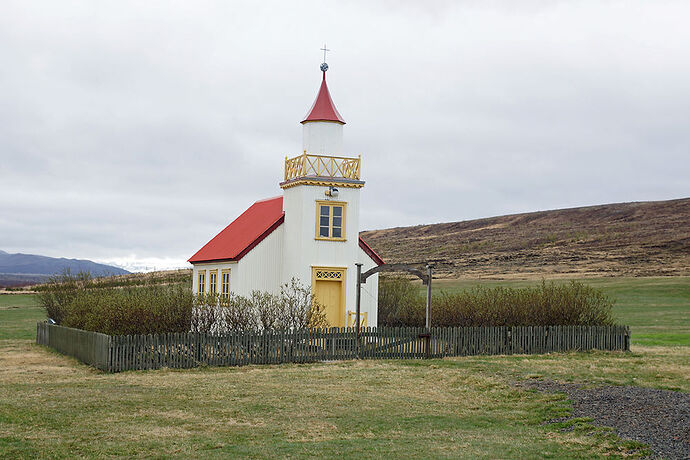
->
[0,251,130,283]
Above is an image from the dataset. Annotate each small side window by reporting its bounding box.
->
[221,269,231,298]
[197,271,206,295]
[209,271,217,295]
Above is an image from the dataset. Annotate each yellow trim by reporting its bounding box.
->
[311,266,347,327]
[209,270,217,295]
[220,269,231,298]
[280,178,364,189]
[347,311,368,328]
[284,153,361,182]
[315,200,347,241]
[197,270,206,295]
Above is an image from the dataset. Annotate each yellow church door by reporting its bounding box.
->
[312,267,346,327]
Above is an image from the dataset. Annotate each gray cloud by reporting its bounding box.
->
[1,1,688,270]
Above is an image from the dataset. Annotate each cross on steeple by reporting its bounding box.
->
[320,44,330,64]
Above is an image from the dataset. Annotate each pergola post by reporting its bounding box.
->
[355,263,362,359]
[425,264,432,329]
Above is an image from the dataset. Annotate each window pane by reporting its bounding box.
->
[320,205,330,217]
[332,227,342,238]
[320,216,329,227]
[333,206,342,217]
[333,216,342,227]
[320,226,329,237]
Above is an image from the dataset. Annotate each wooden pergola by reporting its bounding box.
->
[354,262,433,357]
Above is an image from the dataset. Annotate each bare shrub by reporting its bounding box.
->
[219,293,257,332]
[306,301,329,329]
[189,278,328,332]
[190,293,223,333]
[277,278,328,329]
[40,274,329,335]
[37,270,92,324]
[250,290,282,330]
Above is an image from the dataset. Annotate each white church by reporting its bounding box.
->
[189,61,384,328]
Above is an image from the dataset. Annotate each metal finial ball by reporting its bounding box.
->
[320,62,329,72]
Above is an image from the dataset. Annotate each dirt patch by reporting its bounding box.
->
[520,380,689,459]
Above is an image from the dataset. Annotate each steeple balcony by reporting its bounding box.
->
[281,152,363,189]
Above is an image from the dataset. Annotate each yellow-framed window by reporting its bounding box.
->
[209,270,217,295]
[315,200,347,241]
[197,270,206,295]
[220,269,230,298]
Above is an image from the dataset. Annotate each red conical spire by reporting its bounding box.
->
[301,71,346,124]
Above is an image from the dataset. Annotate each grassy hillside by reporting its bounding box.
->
[361,198,690,279]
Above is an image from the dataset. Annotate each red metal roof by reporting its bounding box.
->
[359,237,385,266]
[301,72,346,124]
[189,194,384,266]
[188,196,285,264]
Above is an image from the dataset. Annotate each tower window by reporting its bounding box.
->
[315,200,347,241]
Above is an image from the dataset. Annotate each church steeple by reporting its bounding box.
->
[301,71,346,124]
[300,51,345,155]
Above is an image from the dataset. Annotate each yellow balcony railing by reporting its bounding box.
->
[284,153,361,182]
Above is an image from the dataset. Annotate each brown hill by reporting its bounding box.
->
[360,198,690,279]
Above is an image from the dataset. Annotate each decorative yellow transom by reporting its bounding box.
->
[314,269,343,280]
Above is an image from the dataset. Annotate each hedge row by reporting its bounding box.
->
[378,277,615,327]
[38,273,324,335]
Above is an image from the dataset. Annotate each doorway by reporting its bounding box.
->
[311,266,346,327]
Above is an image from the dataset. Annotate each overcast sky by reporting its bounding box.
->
[1,1,689,271]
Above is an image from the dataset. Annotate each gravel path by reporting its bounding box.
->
[521,381,689,459]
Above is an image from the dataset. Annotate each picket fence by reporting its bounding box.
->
[36,322,630,373]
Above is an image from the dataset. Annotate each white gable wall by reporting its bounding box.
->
[234,224,284,295]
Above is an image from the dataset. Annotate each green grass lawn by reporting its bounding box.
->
[0,294,44,341]
[3,340,685,458]
[430,276,690,347]
[0,278,687,458]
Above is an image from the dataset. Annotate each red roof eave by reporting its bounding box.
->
[188,196,284,264]
[359,237,385,266]
[189,214,284,264]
